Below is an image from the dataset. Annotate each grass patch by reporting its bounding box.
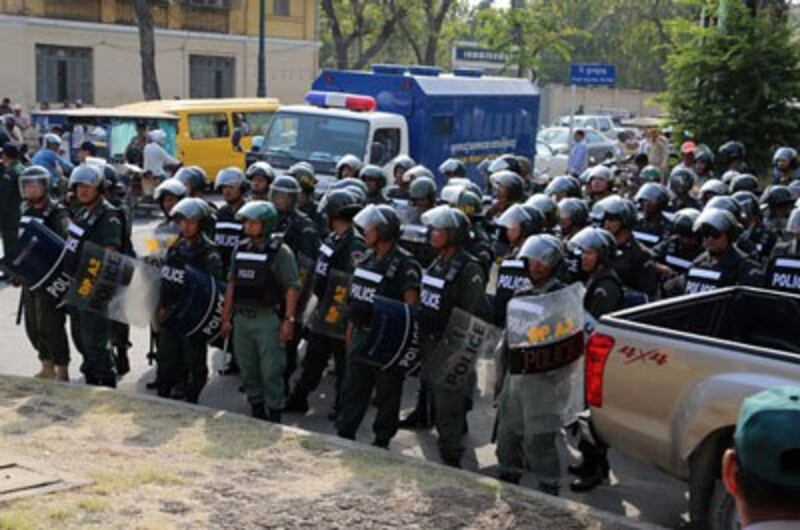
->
[0,512,35,530]
[77,497,109,512]
[136,468,186,487]
[47,506,74,523]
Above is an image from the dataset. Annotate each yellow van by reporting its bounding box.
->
[115,98,280,179]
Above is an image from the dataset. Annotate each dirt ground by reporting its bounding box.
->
[0,376,659,530]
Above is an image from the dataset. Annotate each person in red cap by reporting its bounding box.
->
[674,140,697,173]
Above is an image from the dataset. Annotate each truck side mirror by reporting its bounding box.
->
[231,129,243,152]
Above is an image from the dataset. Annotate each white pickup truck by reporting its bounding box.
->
[585,287,800,529]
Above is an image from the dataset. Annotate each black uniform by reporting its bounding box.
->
[465,223,494,277]
[299,198,327,237]
[214,202,245,273]
[611,235,659,300]
[764,240,800,294]
[741,222,778,264]
[336,244,421,445]
[0,160,23,258]
[683,247,764,295]
[493,246,531,327]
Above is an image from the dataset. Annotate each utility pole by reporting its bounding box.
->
[511,0,525,78]
[257,0,266,97]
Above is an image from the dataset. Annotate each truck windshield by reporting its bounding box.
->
[261,111,369,174]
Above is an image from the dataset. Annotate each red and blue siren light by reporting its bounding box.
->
[305,91,377,112]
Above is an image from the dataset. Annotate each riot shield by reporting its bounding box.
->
[160,263,226,345]
[505,282,587,424]
[143,222,180,263]
[306,269,352,340]
[393,200,420,226]
[296,251,316,310]
[2,217,72,301]
[65,242,161,327]
[348,295,421,374]
[421,308,503,391]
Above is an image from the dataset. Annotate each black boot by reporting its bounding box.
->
[398,387,432,429]
[372,438,390,450]
[569,447,609,493]
[98,377,117,389]
[114,346,130,377]
[267,409,282,424]
[499,472,521,485]
[284,391,309,414]
[251,403,267,420]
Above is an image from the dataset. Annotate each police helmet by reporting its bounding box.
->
[353,204,401,240]
[592,195,637,228]
[420,205,471,246]
[454,189,483,219]
[700,179,729,200]
[488,154,522,175]
[286,162,317,192]
[43,133,61,147]
[490,170,524,202]
[694,149,714,167]
[760,185,794,209]
[214,166,247,191]
[717,140,746,163]
[705,195,743,221]
[518,234,564,269]
[318,189,361,220]
[731,191,761,220]
[635,183,670,210]
[438,158,467,178]
[787,207,800,235]
[567,226,617,262]
[336,154,362,176]
[668,167,696,195]
[496,204,544,237]
[409,176,438,202]
[69,164,103,189]
[19,165,51,194]
[175,166,207,192]
[446,178,482,196]
[672,208,701,237]
[789,180,800,201]
[515,156,532,177]
[730,173,760,194]
[721,169,740,186]
[154,178,187,202]
[269,175,301,199]
[545,175,582,198]
[245,161,276,183]
[773,146,798,166]
[557,197,590,228]
[477,158,493,179]
[170,197,211,221]
[640,165,663,183]
[525,193,559,228]
[693,208,741,238]
[329,176,368,198]
[358,164,387,188]
[402,165,435,185]
[390,155,416,176]
[100,163,124,195]
[236,200,279,233]
[588,165,612,184]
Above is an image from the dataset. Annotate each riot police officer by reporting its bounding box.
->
[401,176,439,270]
[245,161,275,201]
[639,165,662,184]
[761,185,795,240]
[409,175,437,219]
[175,166,209,199]
[495,234,571,495]
[717,140,747,173]
[668,167,701,211]
[438,158,467,181]
[733,191,776,263]
[493,204,545,327]
[64,164,123,387]
[771,146,799,185]
[566,226,623,492]
[557,197,589,240]
[359,164,389,205]
[699,178,729,206]
[453,189,494,275]
[544,175,582,201]
[766,208,800,293]
[487,170,524,220]
[221,201,300,422]
[286,189,366,416]
[651,208,703,296]
[386,155,416,200]
[335,204,421,447]
[730,173,760,195]
[157,198,222,403]
[269,175,321,388]
[287,161,326,235]
[525,194,559,233]
[336,154,362,180]
[683,208,763,294]
[17,165,71,381]
[633,182,671,248]
[585,166,614,205]
[418,205,489,467]
[693,148,715,187]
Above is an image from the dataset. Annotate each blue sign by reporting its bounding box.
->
[570,64,616,86]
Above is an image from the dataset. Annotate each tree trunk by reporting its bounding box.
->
[134,0,161,100]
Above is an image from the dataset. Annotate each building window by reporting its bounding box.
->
[273,0,290,16]
[35,44,93,104]
[189,55,235,98]
[187,0,232,8]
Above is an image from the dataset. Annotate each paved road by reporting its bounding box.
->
[0,214,688,528]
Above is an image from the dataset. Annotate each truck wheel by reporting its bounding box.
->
[688,428,734,529]
[709,480,739,530]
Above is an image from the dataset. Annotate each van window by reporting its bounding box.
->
[371,128,400,165]
[240,111,273,136]
[188,112,230,139]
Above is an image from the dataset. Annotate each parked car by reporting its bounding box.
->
[538,127,618,165]
[555,114,616,138]
[534,139,568,177]
[586,286,800,530]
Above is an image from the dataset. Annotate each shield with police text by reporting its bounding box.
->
[349,295,421,374]
[66,242,161,327]
[422,308,503,391]
[505,282,587,422]
[307,269,352,340]
[2,216,72,301]
[160,264,226,344]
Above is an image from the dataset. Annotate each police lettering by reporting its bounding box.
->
[497,273,530,291]
[215,234,240,248]
[421,288,441,310]
[44,272,71,299]
[771,272,800,290]
[684,280,716,294]
[238,269,256,280]
[445,320,486,387]
[315,260,330,277]
[161,266,186,285]
[351,283,377,303]
[64,236,80,253]
[202,295,225,338]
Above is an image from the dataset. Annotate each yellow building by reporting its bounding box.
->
[0,0,319,106]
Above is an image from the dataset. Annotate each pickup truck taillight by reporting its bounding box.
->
[586,332,615,408]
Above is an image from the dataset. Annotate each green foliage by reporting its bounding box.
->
[660,0,800,174]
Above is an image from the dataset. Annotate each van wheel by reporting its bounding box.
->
[709,480,739,530]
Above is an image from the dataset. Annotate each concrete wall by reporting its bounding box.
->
[0,14,319,106]
[539,83,664,126]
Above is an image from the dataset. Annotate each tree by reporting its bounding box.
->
[660,0,800,173]
[396,0,462,66]
[320,0,408,70]
[134,0,161,100]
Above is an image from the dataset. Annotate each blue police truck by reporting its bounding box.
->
[258,64,540,190]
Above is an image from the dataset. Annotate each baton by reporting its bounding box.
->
[15,289,23,326]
